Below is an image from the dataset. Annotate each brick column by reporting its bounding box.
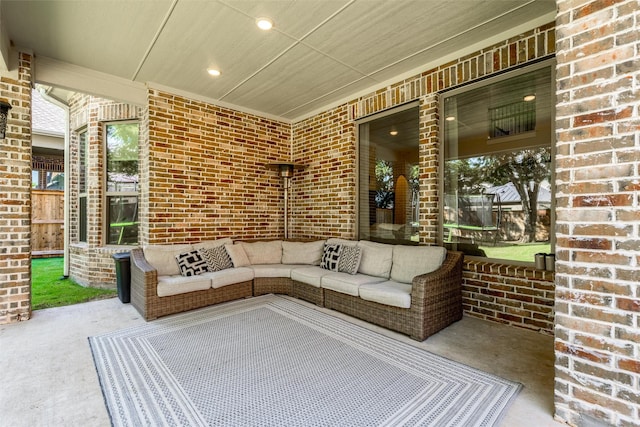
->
[555,0,640,425]
[0,53,33,324]
[419,94,439,244]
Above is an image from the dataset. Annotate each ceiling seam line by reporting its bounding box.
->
[217,40,301,101]
[363,0,540,78]
[131,0,179,81]
[218,0,357,101]
[281,75,373,118]
[281,0,539,118]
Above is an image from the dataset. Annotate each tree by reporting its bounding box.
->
[485,147,551,243]
[107,123,139,180]
[445,147,551,243]
[375,160,394,208]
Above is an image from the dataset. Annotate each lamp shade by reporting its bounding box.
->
[266,163,305,178]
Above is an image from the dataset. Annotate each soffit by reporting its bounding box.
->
[1,0,555,121]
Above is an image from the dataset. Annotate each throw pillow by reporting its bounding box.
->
[225,244,251,267]
[321,244,342,271]
[175,250,209,277]
[198,246,233,272]
[338,245,362,275]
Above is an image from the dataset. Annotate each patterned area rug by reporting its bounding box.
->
[89,295,521,427]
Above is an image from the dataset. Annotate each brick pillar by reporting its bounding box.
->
[555,0,640,425]
[0,53,33,324]
[419,94,439,244]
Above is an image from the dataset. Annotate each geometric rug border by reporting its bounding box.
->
[89,294,522,427]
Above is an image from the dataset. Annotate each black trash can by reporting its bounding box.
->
[112,252,131,303]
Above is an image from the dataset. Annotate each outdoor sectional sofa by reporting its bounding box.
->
[130,238,464,341]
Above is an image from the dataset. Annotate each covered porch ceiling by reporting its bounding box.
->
[1,0,555,121]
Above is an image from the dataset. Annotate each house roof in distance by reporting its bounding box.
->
[32,89,65,137]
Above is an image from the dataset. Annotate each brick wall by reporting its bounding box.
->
[144,89,291,245]
[555,0,640,425]
[291,105,357,240]
[463,260,555,333]
[0,53,32,324]
[68,94,143,287]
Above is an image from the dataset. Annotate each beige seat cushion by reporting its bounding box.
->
[281,240,325,265]
[238,240,283,264]
[356,241,393,279]
[359,281,412,308]
[157,275,211,297]
[200,267,254,289]
[321,272,386,296]
[144,244,194,276]
[390,245,447,284]
[290,266,331,288]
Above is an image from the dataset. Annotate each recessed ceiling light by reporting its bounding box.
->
[389,130,398,136]
[207,68,221,77]
[256,17,273,30]
[445,116,456,121]
[523,94,536,102]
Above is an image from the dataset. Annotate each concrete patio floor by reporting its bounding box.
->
[0,296,564,427]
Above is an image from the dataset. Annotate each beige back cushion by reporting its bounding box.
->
[282,240,325,265]
[225,244,251,267]
[326,238,358,247]
[193,238,233,251]
[390,245,447,284]
[143,244,194,276]
[356,240,393,279]
[238,240,283,265]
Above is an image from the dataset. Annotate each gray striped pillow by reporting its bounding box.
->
[198,246,233,272]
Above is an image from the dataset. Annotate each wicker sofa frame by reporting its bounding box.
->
[130,247,463,341]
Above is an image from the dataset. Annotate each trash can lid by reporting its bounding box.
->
[112,252,131,260]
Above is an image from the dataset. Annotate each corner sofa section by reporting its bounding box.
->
[130,238,464,341]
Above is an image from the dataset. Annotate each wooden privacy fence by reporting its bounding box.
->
[32,190,64,254]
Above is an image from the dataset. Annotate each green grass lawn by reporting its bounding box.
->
[479,243,551,263]
[32,257,117,310]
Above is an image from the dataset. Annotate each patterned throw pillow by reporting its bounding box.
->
[175,250,209,277]
[198,246,233,272]
[321,244,342,271]
[338,245,362,275]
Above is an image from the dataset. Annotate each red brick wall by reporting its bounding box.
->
[463,261,555,333]
[291,105,357,240]
[144,89,291,244]
[554,0,640,425]
[0,53,32,324]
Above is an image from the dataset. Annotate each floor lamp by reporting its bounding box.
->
[267,163,305,239]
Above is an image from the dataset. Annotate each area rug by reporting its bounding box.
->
[89,295,521,427]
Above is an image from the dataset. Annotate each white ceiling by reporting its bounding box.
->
[1,0,555,121]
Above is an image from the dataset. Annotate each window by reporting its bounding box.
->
[32,170,64,190]
[441,61,554,263]
[105,122,139,245]
[358,104,420,244]
[78,131,88,243]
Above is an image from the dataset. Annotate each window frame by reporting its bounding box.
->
[438,58,556,265]
[103,120,140,246]
[78,129,88,243]
[355,101,420,244]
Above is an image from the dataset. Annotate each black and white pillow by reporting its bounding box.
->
[198,246,233,272]
[175,250,209,276]
[338,245,362,275]
[321,244,342,271]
